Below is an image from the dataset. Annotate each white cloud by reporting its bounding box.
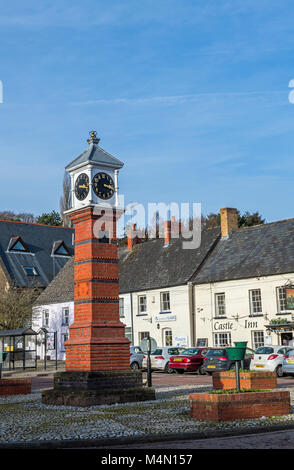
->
[70,90,286,107]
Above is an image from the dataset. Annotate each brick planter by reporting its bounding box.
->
[212,371,277,390]
[0,378,32,396]
[189,390,290,421]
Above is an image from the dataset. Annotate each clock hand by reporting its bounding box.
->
[79,184,88,189]
[104,184,114,190]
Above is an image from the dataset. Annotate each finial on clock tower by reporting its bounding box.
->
[87,130,100,145]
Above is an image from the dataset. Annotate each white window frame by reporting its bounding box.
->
[61,333,68,351]
[249,289,262,315]
[213,332,231,347]
[215,293,226,317]
[163,328,173,346]
[138,331,149,343]
[160,291,170,312]
[276,286,290,313]
[125,327,133,343]
[119,298,125,318]
[138,295,147,315]
[43,310,49,328]
[252,330,264,349]
[62,307,70,326]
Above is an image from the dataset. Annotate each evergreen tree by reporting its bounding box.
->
[36,210,62,226]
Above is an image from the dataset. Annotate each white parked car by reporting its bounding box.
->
[250,345,294,377]
[130,346,145,370]
[142,347,185,374]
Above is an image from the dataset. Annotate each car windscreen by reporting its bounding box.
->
[180,348,200,355]
[151,349,162,356]
[205,349,225,357]
[255,347,274,355]
[168,348,182,355]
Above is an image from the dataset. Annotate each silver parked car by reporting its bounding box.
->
[250,345,294,377]
[130,346,145,370]
[282,349,294,376]
[142,347,185,373]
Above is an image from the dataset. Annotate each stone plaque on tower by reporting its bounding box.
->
[42,131,155,406]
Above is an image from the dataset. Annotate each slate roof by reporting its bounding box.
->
[0,221,74,288]
[118,229,220,293]
[65,140,124,171]
[34,228,221,305]
[193,218,294,284]
[34,256,74,305]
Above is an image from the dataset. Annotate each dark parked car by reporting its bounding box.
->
[203,347,255,374]
[169,347,208,374]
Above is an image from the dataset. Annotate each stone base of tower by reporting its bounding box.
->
[41,371,155,407]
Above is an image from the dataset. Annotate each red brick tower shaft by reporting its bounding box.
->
[65,206,130,371]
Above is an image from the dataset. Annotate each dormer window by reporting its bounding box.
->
[52,241,71,257]
[8,236,29,252]
[23,266,38,276]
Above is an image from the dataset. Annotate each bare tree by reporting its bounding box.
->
[59,172,72,227]
[0,211,36,223]
[17,213,36,223]
[0,285,42,330]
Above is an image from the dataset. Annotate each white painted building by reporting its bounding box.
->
[194,275,294,350]
[120,284,193,348]
[193,209,294,350]
[33,301,74,360]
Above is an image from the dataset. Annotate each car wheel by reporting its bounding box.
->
[276,365,284,378]
[198,365,206,375]
[164,363,174,374]
[130,362,139,370]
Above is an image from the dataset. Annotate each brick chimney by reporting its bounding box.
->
[164,217,182,246]
[127,224,143,250]
[170,216,182,237]
[164,220,171,246]
[220,208,238,238]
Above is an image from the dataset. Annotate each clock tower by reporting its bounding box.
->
[42,131,154,406]
[66,130,122,211]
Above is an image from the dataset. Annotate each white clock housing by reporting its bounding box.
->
[65,131,124,213]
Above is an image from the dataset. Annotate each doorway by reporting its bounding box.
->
[281,332,293,345]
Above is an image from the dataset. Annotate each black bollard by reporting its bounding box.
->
[235,361,240,392]
[147,334,152,388]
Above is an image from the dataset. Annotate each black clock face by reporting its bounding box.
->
[92,172,115,200]
[75,173,89,201]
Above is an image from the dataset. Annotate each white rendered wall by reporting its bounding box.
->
[194,273,294,349]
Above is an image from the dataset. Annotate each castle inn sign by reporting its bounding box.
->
[213,319,259,331]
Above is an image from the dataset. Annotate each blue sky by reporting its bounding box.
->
[1,0,294,224]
